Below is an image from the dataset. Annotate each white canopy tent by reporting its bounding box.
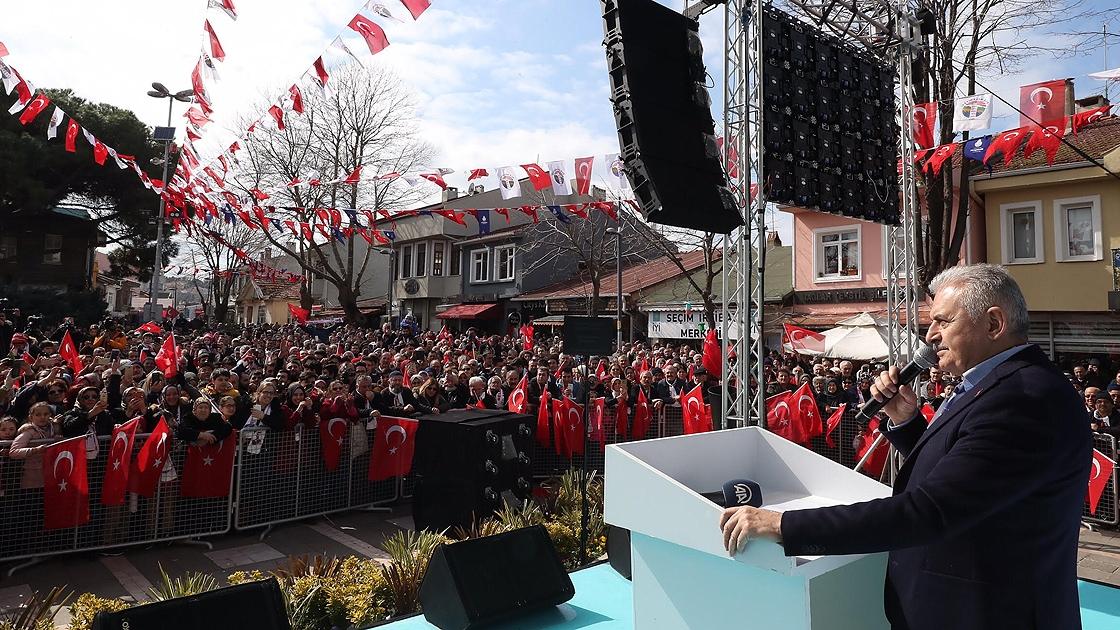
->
[784,313,923,361]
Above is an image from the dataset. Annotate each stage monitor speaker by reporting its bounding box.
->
[563,316,615,357]
[92,580,289,630]
[601,0,742,234]
[420,525,575,630]
[607,525,632,580]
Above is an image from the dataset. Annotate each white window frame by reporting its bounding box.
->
[999,201,1044,265]
[43,234,63,265]
[812,225,862,283]
[470,248,490,284]
[1053,195,1102,262]
[495,245,516,282]
[400,244,413,279]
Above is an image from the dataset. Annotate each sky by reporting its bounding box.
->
[2,0,1118,246]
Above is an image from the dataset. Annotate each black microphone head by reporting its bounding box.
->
[914,343,939,370]
[722,479,763,508]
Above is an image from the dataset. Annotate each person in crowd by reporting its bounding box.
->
[486,375,507,408]
[442,372,471,409]
[178,397,233,446]
[8,402,60,489]
[60,385,115,439]
[140,371,166,405]
[1091,393,1120,433]
[526,366,557,403]
[415,378,449,415]
[377,371,418,416]
[1083,386,1100,414]
[466,376,496,409]
[92,322,129,351]
[630,370,663,412]
[321,380,360,423]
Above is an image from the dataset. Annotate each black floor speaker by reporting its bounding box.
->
[607,525,632,580]
[419,525,575,630]
[91,579,289,630]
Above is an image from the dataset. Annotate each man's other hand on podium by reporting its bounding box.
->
[720,506,782,555]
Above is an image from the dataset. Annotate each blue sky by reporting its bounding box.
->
[3,0,1118,244]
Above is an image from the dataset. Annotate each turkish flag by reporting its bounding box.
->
[558,397,585,457]
[348,13,390,56]
[101,418,140,506]
[855,419,889,479]
[1019,79,1067,128]
[368,417,419,481]
[288,303,309,324]
[129,417,171,497]
[791,382,822,441]
[204,20,226,60]
[1073,105,1111,134]
[595,360,607,381]
[467,168,488,180]
[701,329,722,379]
[574,156,593,195]
[924,143,957,176]
[155,334,178,378]
[320,416,349,471]
[18,93,49,125]
[507,375,529,414]
[536,391,552,447]
[521,163,551,191]
[680,384,712,435]
[590,398,607,448]
[783,324,825,354]
[136,321,162,334]
[912,102,937,149]
[617,399,631,440]
[65,119,80,152]
[268,105,285,130]
[1088,448,1116,515]
[400,0,431,20]
[342,165,361,184]
[983,127,1028,166]
[58,330,83,374]
[43,436,89,529]
[766,391,799,443]
[420,173,447,189]
[631,388,654,439]
[181,432,238,498]
[824,402,847,448]
[289,85,304,114]
[1022,124,1065,165]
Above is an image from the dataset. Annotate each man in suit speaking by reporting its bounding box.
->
[720,264,1091,630]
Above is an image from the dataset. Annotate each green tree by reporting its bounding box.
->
[0,88,177,281]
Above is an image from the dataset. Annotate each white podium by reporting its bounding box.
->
[605,427,892,630]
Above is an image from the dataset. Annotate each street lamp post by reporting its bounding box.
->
[606,226,623,352]
[145,82,192,322]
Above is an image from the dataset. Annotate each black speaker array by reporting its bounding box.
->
[762,6,900,225]
[601,0,743,235]
[412,409,535,533]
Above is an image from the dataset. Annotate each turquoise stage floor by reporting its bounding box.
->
[380,563,1120,629]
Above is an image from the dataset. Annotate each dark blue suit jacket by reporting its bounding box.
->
[782,345,1091,630]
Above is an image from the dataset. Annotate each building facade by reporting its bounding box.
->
[0,206,105,291]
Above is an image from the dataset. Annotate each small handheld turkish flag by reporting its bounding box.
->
[616,399,630,440]
[181,432,238,498]
[1088,448,1116,515]
[631,389,653,440]
[701,329,722,379]
[368,417,418,481]
[536,391,552,448]
[680,384,711,434]
[824,403,847,448]
[855,419,889,479]
[43,436,89,529]
[59,330,83,375]
[155,334,178,378]
[102,418,140,506]
[129,417,171,497]
[320,417,349,471]
[556,397,585,458]
[508,375,529,414]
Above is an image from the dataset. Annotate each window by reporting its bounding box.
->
[401,244,413,279]
[470,249,490,283]
[450,245,462,276]
[415,243,427,277]
[496,245,516,281]
[0,236,16,261]
[433,242,445,276]
[256,305,267,324]
[999,201,1044,264]
[1053,195,1102,262]
[814,227,861,281]
[43,234,63,265]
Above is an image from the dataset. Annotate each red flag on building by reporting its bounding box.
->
[912,102,937,149]
[180,433,237,498]
[574,156,593,195]
[855,419,889,479]
[536,391,552,447]
[680,384,712,434]
[155,334,178,378]
[1088,448,1116,515]
[507,375,529,414]
[58,330,83,374]
[348,13,390,56]
[320,417,348,471]
[129,417,171,497]
[701,329,722,379]
[925,143,957,176]
[521,163,551,191]
[783,324,825,354]
[43,436,89,529]
[101,418,140,506]
[1072,105,1111,134]
[824,403,846,448]
[1019,79,1067,128]
[400,0,431,20]
[368,417,419,481]
[983,127,1028,166]
[288,303,309,324]
[1022,124,1065,165]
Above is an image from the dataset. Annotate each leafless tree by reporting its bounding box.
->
[179,219,269,323]
[227,64,435,322]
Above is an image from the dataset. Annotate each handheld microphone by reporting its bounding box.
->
[701,479,764,508]
[854,344,939,424]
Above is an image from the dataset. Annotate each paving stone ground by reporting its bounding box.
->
[1078,525,1120,586]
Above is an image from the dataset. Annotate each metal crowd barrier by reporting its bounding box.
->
[0,433,234,574]
[1084,432,1119,527]
[529,402,674,479]
[233,424,398,537]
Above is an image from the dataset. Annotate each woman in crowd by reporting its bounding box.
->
[7,402,60,552]
[141,371,166,405]
[414,378,448,415]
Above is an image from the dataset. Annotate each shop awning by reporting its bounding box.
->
[436,303,499,319]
